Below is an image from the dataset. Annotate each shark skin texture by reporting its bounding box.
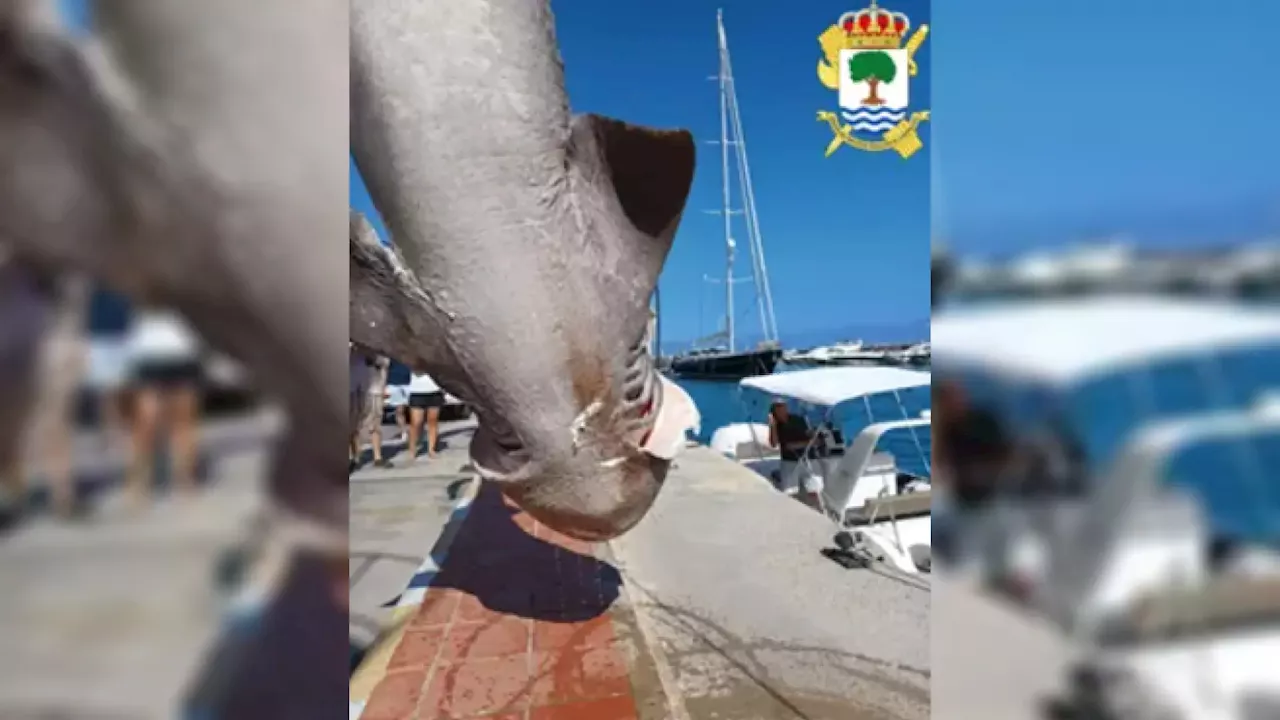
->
[0,6,351,715]
[349,0,701,541]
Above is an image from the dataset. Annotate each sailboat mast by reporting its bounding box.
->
[716,8,735,354]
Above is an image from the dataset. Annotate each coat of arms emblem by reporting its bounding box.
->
[816,1,930,158]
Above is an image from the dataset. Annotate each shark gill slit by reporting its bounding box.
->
[559,323,657,455]
[618,332,659,445]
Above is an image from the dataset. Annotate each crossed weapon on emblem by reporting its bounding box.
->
[816,24,931,158]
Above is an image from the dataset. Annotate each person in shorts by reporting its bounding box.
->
[0,264,82,523]
[383,359,411,444]
[405,370,445,463]
[349,344,373,473]
[86,286,134,449]
[361,354,395,469]
[126,308,204,506]
[28,276,92,518]
[767,399,821,507]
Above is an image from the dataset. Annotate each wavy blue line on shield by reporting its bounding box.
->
[841,107,907,133]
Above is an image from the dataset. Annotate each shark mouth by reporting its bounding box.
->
[472,410,528,479]
[471,334,661,481]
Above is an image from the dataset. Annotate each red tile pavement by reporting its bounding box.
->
[361,484,642,720]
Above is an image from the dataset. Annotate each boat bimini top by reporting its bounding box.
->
[932,296,1280,387]
[741,365,930,406]
[739,366,932,519]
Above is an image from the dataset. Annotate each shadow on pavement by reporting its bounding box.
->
[430,482,623,623]
[1,450,219,535]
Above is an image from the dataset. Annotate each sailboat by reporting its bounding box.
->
[668,9,782,381]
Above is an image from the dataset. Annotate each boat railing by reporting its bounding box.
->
[1097,575,1280,647]
[846,491,933,526]
[1043,399,1280,633]
[819,416,932,519]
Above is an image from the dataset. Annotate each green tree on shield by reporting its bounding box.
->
[847,51,897,106]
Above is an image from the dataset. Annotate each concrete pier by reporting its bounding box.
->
[610,445,930,720]
[0,410,278,718]
[351,426,930,720]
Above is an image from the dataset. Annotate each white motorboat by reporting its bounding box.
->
[895,341,931,366]
[783,340,892,366]
[931,296,1280,604]
[933,296,1280,719]
[711,365,933,574]
[1040,402,1280,720]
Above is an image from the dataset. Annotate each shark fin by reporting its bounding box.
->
[348,210,447,370]
[567,114,695,331]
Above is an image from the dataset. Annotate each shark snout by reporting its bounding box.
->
[469,375,698,541]
[470,412,669,541]
[497,451,670,541]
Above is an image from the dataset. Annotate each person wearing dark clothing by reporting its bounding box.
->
[773,413,811,462]
[768,400,820,503]
[933,379,1021,570]
[86,287,134,446]
[934,380,1013,511]
[940,406,1012,508]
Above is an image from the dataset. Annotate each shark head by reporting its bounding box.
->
[349,0,701,542]
[350,197,701,541]
[468,338,700,541]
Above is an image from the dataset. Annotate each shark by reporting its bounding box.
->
[349,0,701,541]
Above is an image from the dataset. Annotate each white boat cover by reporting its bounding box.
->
[933,297,1280,385]
[740,366,930,407]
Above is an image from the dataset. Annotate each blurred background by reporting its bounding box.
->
[4,0,1279,718]
[0,274,279,717]
[0,1,319,718]
[930,0,1280,718]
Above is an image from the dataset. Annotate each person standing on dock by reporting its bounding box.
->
[86,286,134,452]
[383,359,411,444]
[404,370,445,464]
[349,344,374,473]
[0,263,89,522]
[361,354,394,469]
[124,307,205,507]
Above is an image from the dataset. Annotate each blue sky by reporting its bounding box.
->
[58,0,89,31]
[934,0,1280,256]
[351,0,934,349]
[67,0,1278,346]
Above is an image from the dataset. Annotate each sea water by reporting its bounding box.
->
[675,371,932,478]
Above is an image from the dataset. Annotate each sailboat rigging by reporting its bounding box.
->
[668,9,781,380]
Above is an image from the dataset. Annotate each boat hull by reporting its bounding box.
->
[667,347,782,379]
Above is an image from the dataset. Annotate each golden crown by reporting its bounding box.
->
[838,2,910,50]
